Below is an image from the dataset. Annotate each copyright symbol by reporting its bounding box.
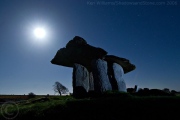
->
[1,101,19,119]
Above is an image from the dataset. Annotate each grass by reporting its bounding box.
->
[0,93,180,120]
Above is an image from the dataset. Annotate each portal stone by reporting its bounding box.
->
[73,63,89,97]
[91,59,112,93]
[112,63,127,92]
[89,72,94,91]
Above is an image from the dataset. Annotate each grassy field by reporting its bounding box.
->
[0,93,180,120]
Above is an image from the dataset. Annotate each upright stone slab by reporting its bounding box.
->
[91,59,112,93]
[89,72,94,91]
[134,85,140,92]
[112,63,127,92]
[107,62,118,90]
[73,63,89,97]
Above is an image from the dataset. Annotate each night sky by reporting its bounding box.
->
[0,0,180,95]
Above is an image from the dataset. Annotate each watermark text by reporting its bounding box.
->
[87,1,178,6]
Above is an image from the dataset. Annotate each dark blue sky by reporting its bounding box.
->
[0,0,180,95]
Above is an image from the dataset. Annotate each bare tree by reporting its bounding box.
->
[53,81,69,96]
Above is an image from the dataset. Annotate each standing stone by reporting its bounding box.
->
[134,85,140,92]
[91,59,112,93]
[73,63,89,97]
[89,72,94,91]
[112,63,127,92]
[107,62,118,90]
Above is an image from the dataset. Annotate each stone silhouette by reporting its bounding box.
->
[51,36,136,97]
[51,36,107,71]
[73,63,90,97]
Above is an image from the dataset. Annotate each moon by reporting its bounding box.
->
[33,27,46,39]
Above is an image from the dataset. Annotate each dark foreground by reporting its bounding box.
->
[0,93,180,120]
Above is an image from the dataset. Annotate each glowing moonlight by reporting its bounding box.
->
[34,27,46,39]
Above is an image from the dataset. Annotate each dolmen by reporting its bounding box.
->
[51,36,136,97]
